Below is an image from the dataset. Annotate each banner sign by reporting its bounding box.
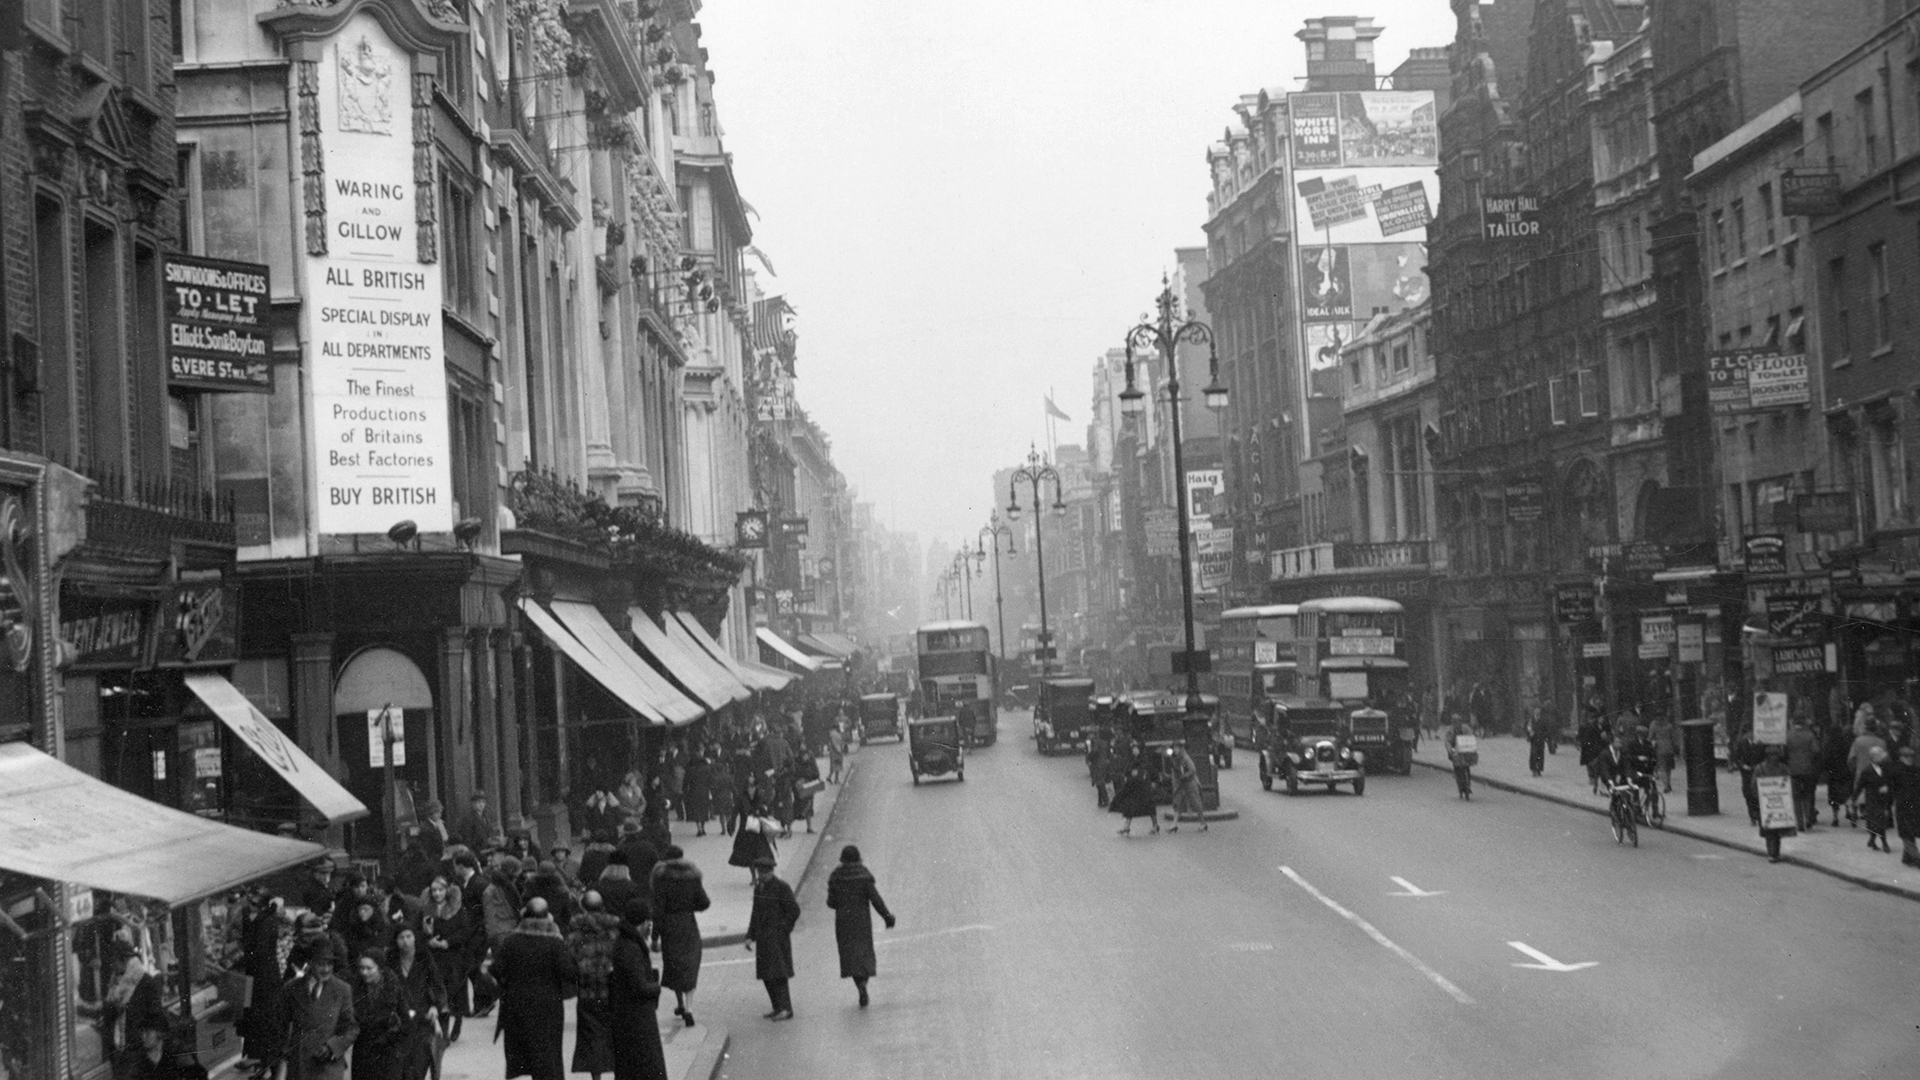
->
[1756,774,1796,829]
[1554,584,1597,625]
[1185,470,1225,526]
[1779,168,1841,216]
[1772,643,1827,675]
[1145,507,1179,557]
[1288,93,1341,168]
[165,253,273,393]
[1753,692,1789,744]
[1194,528,1233,590]
[1766,592,1822,639]
[1710,349,1809,413]
[1505,482,1544,523]
[1479,192,1541,240]
[304,19,453,534]
[1744,534,1788,576]
[1707,351,1750,414]
[1677,621,1705,663]
[1640,615,1676,645]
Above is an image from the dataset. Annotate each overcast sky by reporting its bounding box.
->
[696,1,1456,549]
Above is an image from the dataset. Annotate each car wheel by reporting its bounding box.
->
[1259,758,1273,791]
[912,770,920,786]
[1353,774,1366,797]
[1221,747,1233,770]
[1285,769,1299,797]
[958,769,965,782]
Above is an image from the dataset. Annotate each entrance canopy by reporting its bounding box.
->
[0,742,325,906]
[518,599,704,726]
[757,627,824,672]
[628,607,750,708]
[803,631,859,659]
[185,673,368,824]
[670,612,793,692]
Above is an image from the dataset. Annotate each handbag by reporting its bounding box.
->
[798,778,825,796]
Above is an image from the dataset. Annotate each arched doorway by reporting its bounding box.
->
[335,646,436,855]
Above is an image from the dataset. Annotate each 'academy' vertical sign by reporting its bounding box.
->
[304,16,452,534]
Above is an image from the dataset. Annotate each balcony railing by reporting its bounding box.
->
[82,469,236,555]
[1270,539,1442,580]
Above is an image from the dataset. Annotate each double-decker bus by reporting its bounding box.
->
[916,619,997,746]
[1297,597,1413,772]
[1212,604,1301,747]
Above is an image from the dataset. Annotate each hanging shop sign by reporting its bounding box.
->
[367,706,405,767]
[1778,168,1841,216]
[1554,583,1597,624]
[1479,192,1541,240]
[1194,528,1234,590]
[1640,615,1676,645]
[152,580,241,667]
[59,595,152,670]
[1771,643,1830,676]
[164,253,273,393]
[1676,621,1705,663]
[1744,534,1788,576]
[1581,642,1612,659]
[303,20,454,534]
[735,510,768,549]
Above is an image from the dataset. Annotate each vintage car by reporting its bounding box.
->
[859,693,903,743]
[908,715,965,784]
[1034,677,1095,754]
[1256,698,1365,796]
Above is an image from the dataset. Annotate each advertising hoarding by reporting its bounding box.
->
[303,19,453,534]
[1479,192,1542,240]
[164,254,273,393]
[1300,246,1353,323]
[1294,167,1438,244]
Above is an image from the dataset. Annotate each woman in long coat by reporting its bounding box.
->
[239,893,289,1073]
[1891,745,1920,866]
[418,877,471,1044]
[648,846,709,1026]
[681,750,712,836]
[727,798,778,881]
[563,897,622,1080]
[490,900,578,1080]
[1108,760,1159,835]
[387,927,445,1080]
[824,846,895,1008]
[605,901,667,1080]
[349,951,408,1080]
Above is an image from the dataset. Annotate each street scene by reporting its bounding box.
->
[5,1,1920,1080]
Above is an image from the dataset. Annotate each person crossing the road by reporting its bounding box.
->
[1167,745,1206,831]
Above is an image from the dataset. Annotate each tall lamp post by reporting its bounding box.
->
[1122,277,1229,805]
[950,548,978,620]
[978,513,1015,667]
[1006,447,1067,675]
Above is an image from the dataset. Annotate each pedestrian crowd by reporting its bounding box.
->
[1083,727,1208,835]
[1728,698,1920,865]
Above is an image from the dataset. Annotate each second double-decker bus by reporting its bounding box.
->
[1297,597,1413,773]
[916,619,998,746]
[1212,605,1300,748]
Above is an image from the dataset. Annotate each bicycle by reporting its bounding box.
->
[1640,777,1666,828]
[1607,782,1640,847]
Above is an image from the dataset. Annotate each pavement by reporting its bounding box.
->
[1410,733,1920,902]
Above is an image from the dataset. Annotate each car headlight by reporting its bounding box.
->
[1352,750,1365,766]
[1338,748,1351,759]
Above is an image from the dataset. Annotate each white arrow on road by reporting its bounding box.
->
[1388,877,1445,897]
[1507,941,1598,972]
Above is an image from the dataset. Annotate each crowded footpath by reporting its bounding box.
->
[108,703,894,1080]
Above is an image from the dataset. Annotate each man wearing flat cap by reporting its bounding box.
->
[277,941,357,1080]
[744,856,799,1020]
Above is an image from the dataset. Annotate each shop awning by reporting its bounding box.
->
[757,627,824,672]
[518,600,704,725]
[184,673,368,825]
[0,742,326,907]
[801,631,859,659]
[628,607,750,708]
[1320,657,1411,671]
[671,612,794,692]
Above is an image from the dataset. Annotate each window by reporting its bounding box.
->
[1817,112,1836,167]
[1730,198,1747,259]
[1758,182,1775,247]
[1577,367,1601,418]
[174,144,202,253]
[1392,342,1410,373]
[35,197,75,463]
[677,184,694,248]
[1870,242,1891,348]
[1830,257,1851,361]
[78,0,111,66]
[1548,376,1568,425]
[1857,89,1878,173]
[1787,306,1806,352]
[84,220,127,475]
[664,94,680,136]
[1765,314,1782,348]
[440,170,477,316]
[121,0,153,92]
[1711,209,1726,268]
[1868,417,1906,528]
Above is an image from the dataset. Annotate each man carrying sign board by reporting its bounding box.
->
[1755,746,1797,863]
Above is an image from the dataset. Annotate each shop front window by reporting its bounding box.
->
[0,872,53,1080]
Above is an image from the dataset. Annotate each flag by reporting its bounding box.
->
[1044,395,1071,422]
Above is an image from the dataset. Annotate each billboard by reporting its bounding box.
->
[1185,469,1225,527]
[165,254,273,393]
[302,18,453,534]
[1300,246,1352,323]
[1294,167,1438,244]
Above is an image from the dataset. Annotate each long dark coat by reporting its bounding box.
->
[1108,766,1158,819]
[746,874,800,981]
[239,904,289,1063]
[389,955,443,1080]
[825,863,894,980]
[605,925,666,1080]
[565,911,621,1076]
[1858,763,1894,834]
[418,889,472,1017]
[591,865,645,920]
[1891,760,1920,840]
[648,859,710,992]
[490,917,578,1080]
[279,974,358,1080]
[727,818,776,870]
[681,756,712,823]
[348,972,406,1080]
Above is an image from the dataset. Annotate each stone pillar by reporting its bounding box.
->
[439,628,472,811]
[496,630,525,823]
[470,628,500,823]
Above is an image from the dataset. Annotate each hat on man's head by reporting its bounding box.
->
[495,855,523,876]
[839,844,862,864]
[750,854,776,871]
[470,791,488,802]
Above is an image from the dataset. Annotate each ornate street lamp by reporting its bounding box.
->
[978,513,1015,667]
[950,546,978,620]
[1006,446,1067,675]
[1122,275,1228,714]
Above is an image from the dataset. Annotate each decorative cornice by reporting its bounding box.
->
[260,0,467,63]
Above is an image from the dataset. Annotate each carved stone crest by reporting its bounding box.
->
[337,35,394,134]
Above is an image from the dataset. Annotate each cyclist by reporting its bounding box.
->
[1626,727,1661,820]
[1596,731,1648,822]
[1445,715,1477,799]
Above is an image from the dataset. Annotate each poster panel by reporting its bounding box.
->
[1335,91,1438,166]
[1306,322,1357,371]
[1753,692,1789,745]
[1756,775,1796,830]
[303,17,454,535]
[1290,92,1341,168]
[1300,246,1353,323]
[1293,166,1439,245]
[1347,243,1428,313]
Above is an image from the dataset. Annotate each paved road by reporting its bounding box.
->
[693,713,1920,1079]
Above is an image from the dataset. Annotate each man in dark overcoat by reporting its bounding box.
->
[490,898,578,1080]
[824,845,895,1008]
[278,941,358,1080]
[606,900,667,1080]
[743,856,799,1020]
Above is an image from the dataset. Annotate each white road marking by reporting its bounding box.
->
[1506,941,1598,972]
[1690,854,1728,860]
[1279,866,1475,1004]
[1387,876,1445,897]
[1226,942,1275,952]
[875,923,994,947]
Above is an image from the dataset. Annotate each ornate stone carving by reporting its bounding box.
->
[413,71,438,263]
[337,35,396,135]
[297,58,328,255]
